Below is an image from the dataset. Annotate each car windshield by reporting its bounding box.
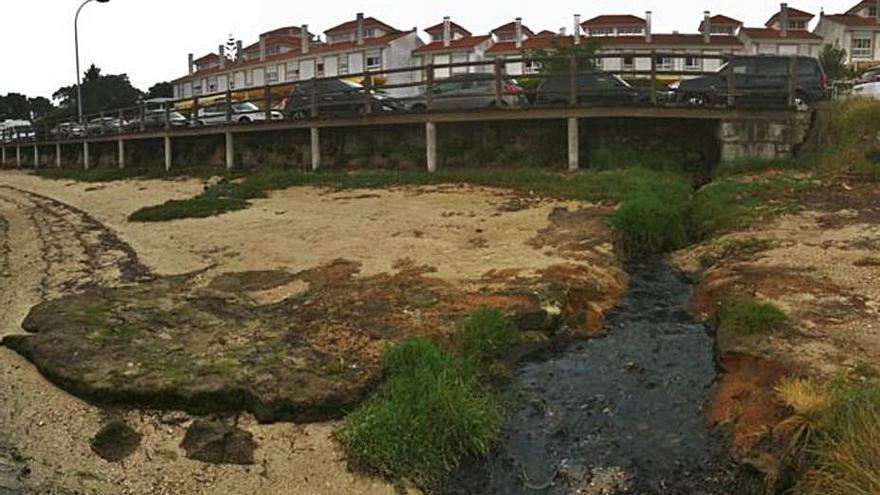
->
[232,102,260,112]
[612,75,633,88]
[341,80,364,90]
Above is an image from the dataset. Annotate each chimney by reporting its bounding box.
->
[515,17,523,49]
[301,25,310,54]
[356,12,365,45]
[780,3,789,37]
[703,11,711,44]
[259,38,266,61]
[218,45,226,69]
[443,16,452,47]
[574,14,581,44]
[645,11,652,43]
[188,53,194,76]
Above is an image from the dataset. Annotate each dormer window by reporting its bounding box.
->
[869,6,878,17]
[787,20,807,29]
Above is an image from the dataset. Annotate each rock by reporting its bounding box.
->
[203,176,228,192]
[180,420,255,465]
[90,419,142,463]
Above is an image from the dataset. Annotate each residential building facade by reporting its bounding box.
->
[814,0,880,66]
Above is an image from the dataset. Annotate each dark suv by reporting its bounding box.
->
[673,55,827,107]
[282,79,402,119]
[534,71,647,106]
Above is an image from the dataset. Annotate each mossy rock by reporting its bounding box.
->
[90,419,141,462]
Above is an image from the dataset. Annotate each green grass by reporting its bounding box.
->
[802,99,880,179]
[35,165,225,183]
[458,308,518,365]
[777,379,880,495]
[339,337,502,485]
[690,175,814,240]
[715,295,787,335]
[340,310,521,486]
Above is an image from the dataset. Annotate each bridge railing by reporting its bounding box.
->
[3,52,810,145]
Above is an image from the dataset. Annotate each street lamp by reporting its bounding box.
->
[74,0,110,124]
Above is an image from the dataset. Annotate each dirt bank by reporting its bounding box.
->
[0,170,624,494]
[674,177,880,454]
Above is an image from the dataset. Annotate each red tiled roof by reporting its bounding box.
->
[536,30,556,37]
[309,31,412,55]
[412,35,491,54]
[491,22,535,37]
[740,27,823,39]
[822,14,880,27]
[846,0,876,14]
[597,33,744,47]
[325,17,400,35]
[194,53,222,63]
[175,32,412,83]
[260,26,305,37]
[766,7,815,26]
[699,14,743,30]
[424,21,472,36]
[581,15,645,27]
[242,35,302,53]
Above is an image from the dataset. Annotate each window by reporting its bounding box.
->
[617,26,642,36]
[245,70,253,87]
[870,6,878,17]
[339,55,349,75]
[496,33,515,42]
[655,56,673,70]
[452,53,469,73]
[524,59,542,73]
[590,27,613,37]
[623,55,635,70]
[286,63,300,80]
[266,67,279,83]
[853,37,873,59]
[207,76,218,92]
[711,26,735,35]
[685,56,700,71]
[277,64,287,81]
[366,50,382,70]
[316,62,325,77]
[787,20,807,29]
[365,28,378,38]
[193,83,203,96]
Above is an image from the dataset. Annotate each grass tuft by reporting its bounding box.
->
[458,308,518,364]
[715,295,787,335]
[339,336,501,485]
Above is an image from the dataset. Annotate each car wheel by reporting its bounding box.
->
[238,117,252,124]
[794,92,811,112]
[291,110,308,120]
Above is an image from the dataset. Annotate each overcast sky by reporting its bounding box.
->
[0,0,859,98]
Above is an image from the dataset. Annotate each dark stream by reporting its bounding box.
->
[445,258,741,494]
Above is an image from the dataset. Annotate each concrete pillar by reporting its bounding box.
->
[83,141,90,170]
[33,144,39,169]
[310,127,320,171]
[164,135,172,172]
[225,131,235,170]
[118,140,125,169]
[426,121,437,173]
[567,117,579,171]
[55,143,62,168]
[16,146,21,168]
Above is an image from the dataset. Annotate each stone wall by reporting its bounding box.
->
[718,112,813,162]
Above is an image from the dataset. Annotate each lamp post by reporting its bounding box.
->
[74,0,110,124]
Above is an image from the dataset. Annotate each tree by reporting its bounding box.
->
[819,44,848,82]
[27,97,54,119]
[526,38,602,75]
[51,65,143,118]
[0,93,31,120]
[146,82,173,99]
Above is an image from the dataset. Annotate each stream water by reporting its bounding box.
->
[445,258,741,494]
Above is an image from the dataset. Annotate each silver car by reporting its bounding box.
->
[195,102,283,126]
[408,73,526,111]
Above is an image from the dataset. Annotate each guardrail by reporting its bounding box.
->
[1,52,814,145]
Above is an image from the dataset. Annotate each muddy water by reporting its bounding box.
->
[446,259,740,494]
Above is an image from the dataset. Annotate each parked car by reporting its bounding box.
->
[407,73,526,111]
[671,55,827,108]
[282,79,403,119]
[855,66,880,84]
[852,81,880,100]
[51,122,85,139]
[534,71,648,106]
[126,110,189,131]
[85,117,127,135]
[195,102,283,126]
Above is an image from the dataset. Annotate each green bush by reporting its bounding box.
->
[803,99,880,178]
[339,337,501,485]
[611,192,689,256]
[458,308,518,364]
[715,295,787,334]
